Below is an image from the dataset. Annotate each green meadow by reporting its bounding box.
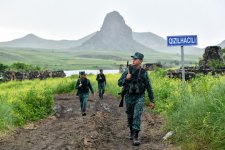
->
[0,47,200,70]
[0,70,225,149]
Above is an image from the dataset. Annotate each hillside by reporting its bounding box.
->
[218,40,225,48]
[0,33,95,50]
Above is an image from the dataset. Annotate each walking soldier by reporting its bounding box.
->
[118,52,155,146]
[96,69,106,99]
[75,71,94,116]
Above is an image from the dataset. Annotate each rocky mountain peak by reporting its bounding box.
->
[99,11,132,41]
[74,11,150,51]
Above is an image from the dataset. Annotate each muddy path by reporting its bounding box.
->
[0,94,179,150]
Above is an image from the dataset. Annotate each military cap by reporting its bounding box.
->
[79,71,86,75]
[131,52,144,60]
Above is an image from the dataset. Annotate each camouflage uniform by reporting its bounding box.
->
[75,72,94,115]
[96,71,106,99]
[118,66,154,132]
[118,52,154,146]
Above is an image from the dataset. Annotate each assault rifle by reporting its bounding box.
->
[118,60,129,107]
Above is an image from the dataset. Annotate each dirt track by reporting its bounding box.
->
[0,94,179,150]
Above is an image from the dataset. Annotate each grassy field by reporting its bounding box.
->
[0,48,201,70]
[0,70,224,149]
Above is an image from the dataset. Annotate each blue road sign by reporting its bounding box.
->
[167,35,198,46]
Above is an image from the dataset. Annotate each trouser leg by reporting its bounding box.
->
[79,96,84,112]
[80,93,89,113]
[125,96,134,129]
[125,95,144,145]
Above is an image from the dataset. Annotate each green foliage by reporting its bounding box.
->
[10,62,42,71]
[165,78,225,150]
[0,63,8,72]
[12,87,53,124]
[153,67,167,77]
[198,58,204,66]
[208,60,224,69]
[102,71,225,150]
[0,96,14,130]
[0,77,76,131]
[0,70,225,150]
[222,48,225,60]
[222,48,225,53]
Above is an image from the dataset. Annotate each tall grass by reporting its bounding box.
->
[0,71,224,149]
[165,78,225,150]
[0,77,76,131]
[104,70,225,150]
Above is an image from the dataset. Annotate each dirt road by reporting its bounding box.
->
[0,94,178,150]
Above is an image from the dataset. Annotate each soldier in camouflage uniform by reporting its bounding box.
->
[96,69,106,99]
[75,71,94,116]
[118,52,155,146]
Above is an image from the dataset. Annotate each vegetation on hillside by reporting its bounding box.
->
[0,48,200,70]
[0,70,224,149]
[0,62,43,72]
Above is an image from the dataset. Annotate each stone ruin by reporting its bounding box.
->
[143,63,163,71]
[0,70,66,82]
[199,46,224,68]
[167,46,225,80]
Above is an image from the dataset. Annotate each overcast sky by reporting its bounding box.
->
[0,0,224,48]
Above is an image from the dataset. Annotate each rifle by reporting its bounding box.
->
[119,60,129,107]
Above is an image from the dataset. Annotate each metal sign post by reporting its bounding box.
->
[167,35,198,89]
[181,46,185,86]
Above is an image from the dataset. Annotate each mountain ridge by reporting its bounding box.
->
[0,32,95,49]
[218,40,225,48]
[1,11,223,55]
[73,11,156,53]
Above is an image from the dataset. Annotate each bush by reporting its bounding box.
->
[208,60,224,69]
[10,62,43,71]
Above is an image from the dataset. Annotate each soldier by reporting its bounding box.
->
[75,71,94,116]
[118,52,155,146]
[96,69,106,99]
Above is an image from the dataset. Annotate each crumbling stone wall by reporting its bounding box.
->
[167,46,225,80]
[1,70,65,82]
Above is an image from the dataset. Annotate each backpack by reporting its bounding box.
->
[127,67,146,94]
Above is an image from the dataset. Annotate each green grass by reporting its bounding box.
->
[0,77,76,130]
[0,48,201,70]
[0,70,224,150]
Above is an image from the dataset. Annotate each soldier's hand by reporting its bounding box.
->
[149,102,155,109]
[126,73,132,80]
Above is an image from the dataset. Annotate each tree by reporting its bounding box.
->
[10,62,28,71]
[0,63,8,72]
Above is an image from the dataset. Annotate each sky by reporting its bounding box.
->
[0,0,224,48]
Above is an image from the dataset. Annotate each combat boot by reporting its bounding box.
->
[133,131,140,146]
[129,127,134,140]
